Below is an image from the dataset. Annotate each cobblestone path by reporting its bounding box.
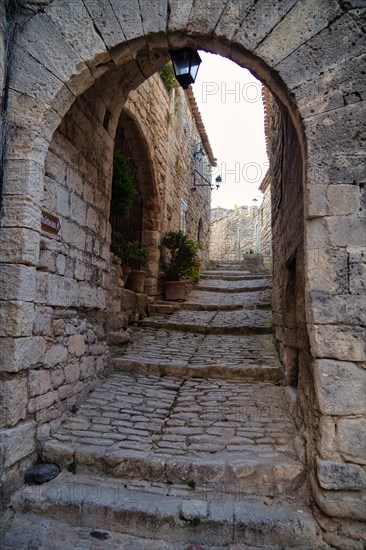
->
[4,260,326,549]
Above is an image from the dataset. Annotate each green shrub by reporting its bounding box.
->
[159,61,179,92]
[111,231,148,270]
[110,151,137,219]
[161,231,200,281]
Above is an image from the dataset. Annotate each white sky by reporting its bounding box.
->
[192,51,268,209]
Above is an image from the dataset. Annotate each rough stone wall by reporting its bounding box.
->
[162,86,212,260]
[122,76,212,273]
[269,93,366,546]
[0,1,364,545]
[0,5,5,106]
[0,66,212,505]
[209,206,259,261]
[259,172,272,261]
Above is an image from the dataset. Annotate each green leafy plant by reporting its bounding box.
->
[160,231,200,281]
[110,151,137,219]
[67,458,77,475]
[159,61,179,92]
[190,516,201,526]
[111,231,148,270]
[126,240,148,270]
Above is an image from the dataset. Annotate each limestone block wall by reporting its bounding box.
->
[0,59,211,505]
[259,172,272,260]
[0,6,5,108]
[122,76,212,271]
[209,206,259,261]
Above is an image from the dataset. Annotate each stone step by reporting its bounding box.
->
[42,440,306,497]
[201,272,269,280]
[139,309,273,335]
[111,329,282,381]
[40,372,303,498]
[148,290,271,314]
[4,512,321,550]
[196,279,271,293]
[112,357,281,381]
[12,473,325,549]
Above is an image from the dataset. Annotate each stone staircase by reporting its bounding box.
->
[3,260,327,549]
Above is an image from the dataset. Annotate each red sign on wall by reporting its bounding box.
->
[41,210,61,235]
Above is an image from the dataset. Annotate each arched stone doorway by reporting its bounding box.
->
[1,2,364,541]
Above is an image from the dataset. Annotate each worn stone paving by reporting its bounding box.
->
[4,261,319,549]
[3,512,288,550]
[196,279,271,292]
[112,329,281,380]
[45,372,297,460]
[140,309,273,334]
[185,289,271,309]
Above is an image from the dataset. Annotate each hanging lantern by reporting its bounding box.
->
[169,48,202,89]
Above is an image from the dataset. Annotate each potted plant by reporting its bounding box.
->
[111,230,131,283]
[124,240,148,293]
[160,230,200,301]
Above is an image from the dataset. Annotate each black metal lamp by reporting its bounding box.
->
[215,175,222,190]
[169,48,202,89]
[194,145,205,161]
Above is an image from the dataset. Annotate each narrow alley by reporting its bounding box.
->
[4,258,326,549]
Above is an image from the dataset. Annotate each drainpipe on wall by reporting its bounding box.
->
[0,0,21,218]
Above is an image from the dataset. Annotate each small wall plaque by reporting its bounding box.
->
[41,210,61,235]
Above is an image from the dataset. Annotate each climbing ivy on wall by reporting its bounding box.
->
[110,151,137,219]
[159,61,179,92]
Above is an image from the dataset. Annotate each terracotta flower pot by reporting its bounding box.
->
[122,265,131,285]
[125,270,146,293]
[164,280,186,301]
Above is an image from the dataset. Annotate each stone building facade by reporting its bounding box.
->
[0,6,215,509]
[209,205,259,260]
[0,2,365,548]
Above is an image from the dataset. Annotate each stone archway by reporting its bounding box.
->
[0,2,364,541]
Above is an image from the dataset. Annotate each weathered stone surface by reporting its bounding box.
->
[44,344,68,368]
[68,334,86,356]
[327,184,360,216]
[256,0,341,66]
[0,377,27,427]
[0,227,40,266]
[46,0,109,64]
[82,0,126,49]
[337,418,366,465]
[28,391,58,414]
[0,264,36,302]
[29,369,52,398]
[10,48,75,119]
[181,499,208,520]
[309,293,366,327]
[3,159,44,200]
[307,246,349,294]
[309,324,366,362]
[348,247,366,295]
[232,0,297,51]
[0,196,40,231]
[312,477,366,521]
[277,14,366,90]
[25,463,60,484]
[0,336,46,372]
[0,301,34,337]
[0,422,36,468]
[64,363,80,384]
[317,460,366,491]
[314,359,366,415]
[167,0,194,33]
[317,416,336,460]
